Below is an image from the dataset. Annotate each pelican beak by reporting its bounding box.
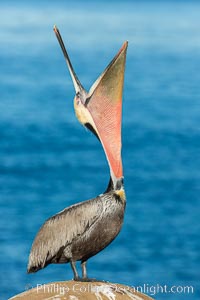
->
[54,25,128,184]
[53,25,86,97]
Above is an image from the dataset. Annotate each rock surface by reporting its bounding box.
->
[9,280,154,300]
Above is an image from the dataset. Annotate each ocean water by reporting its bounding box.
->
[0,1,200,299]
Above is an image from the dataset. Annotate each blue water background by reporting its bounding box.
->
[0,1,200,299]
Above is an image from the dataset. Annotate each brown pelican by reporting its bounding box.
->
[27,26,128,281]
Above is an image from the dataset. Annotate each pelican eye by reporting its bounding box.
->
[76,91,80,98]
[75,92,81,105]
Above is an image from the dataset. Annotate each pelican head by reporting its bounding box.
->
[54,26,127,189]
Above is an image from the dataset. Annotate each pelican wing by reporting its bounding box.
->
[27,197,102,272]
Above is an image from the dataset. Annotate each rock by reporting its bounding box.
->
[9,280,154,300]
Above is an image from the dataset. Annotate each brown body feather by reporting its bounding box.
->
[27,189,126,273]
